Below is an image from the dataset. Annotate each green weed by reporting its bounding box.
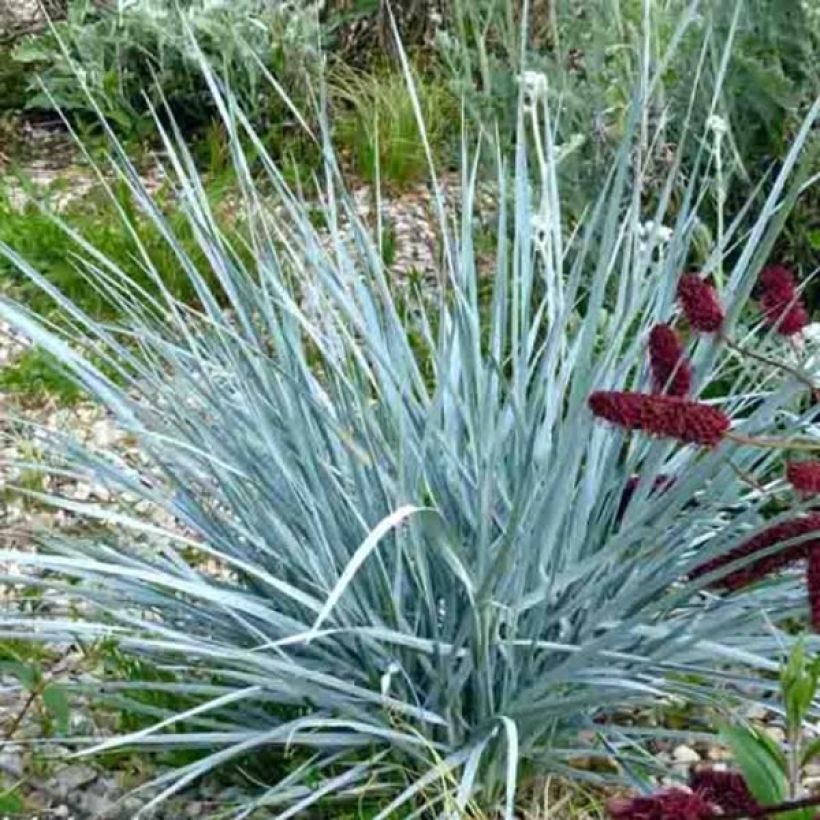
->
[331,65,457,189]
[0,347,85,405]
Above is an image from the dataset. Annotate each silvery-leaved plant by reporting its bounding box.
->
[2,25,820,820]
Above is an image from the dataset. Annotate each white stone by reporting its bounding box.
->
[672,744,700,763]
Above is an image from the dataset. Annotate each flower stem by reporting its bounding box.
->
[788,722,801,801]
[721,791,820,819]
[3,688,38,742]
[727,459,767,492]
[726,432,820,452]
[724,336,820,401]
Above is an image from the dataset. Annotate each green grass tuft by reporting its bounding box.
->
[0,347,85,404]
[331,65,458,189]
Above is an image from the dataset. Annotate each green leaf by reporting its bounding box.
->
[754,726,788,773]
[785,808,817,820]
[0,661,39,691]
[42,685,71,735]
[780,641,820,732]
[11,40,51,63]
[0,783,23,814]
[800,735,820,767]
[719,724,787,807]
[782,641,805,685]
[807,228,820,250]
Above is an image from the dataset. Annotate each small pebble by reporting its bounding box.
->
[672,744,700,764]
[52,762,97,798]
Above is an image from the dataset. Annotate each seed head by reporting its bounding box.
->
[759,265,808,336]
[689,768,759,816]
[786,460,820,495]
[607,789,715,820]
[760,264,797,299]
[648,324,691,396]
[677,274,724,333]
[767,301,809,336]
[691,514,820,591]
[589,391,729,447]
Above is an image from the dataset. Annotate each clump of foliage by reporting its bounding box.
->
[439,0,820,150]
[331,63,458,187]
[2,25,820,820]
[0,46,28,112]
[0,347,84,404]
[11,0,322,137]
[0,176,250,401]
[436,0,820,221]
[0,181,247,320]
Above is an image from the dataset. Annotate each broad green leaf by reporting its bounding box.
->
[800,735,820,767]
[0,786,24,814]
[42,685,71,736]
[0,661,39,692]
[719,724,787,807]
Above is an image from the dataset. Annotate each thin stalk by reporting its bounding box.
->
[724,336,820,401]
[787,722,801,801]
[726,432,820,452]
[722,792,820,819]
[714,128,725,289]
[3,688,39,742]
[548,0,560,55]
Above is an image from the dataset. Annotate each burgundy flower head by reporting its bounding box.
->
[808,548,820,631]
[689,768,760,816]
[759,265,808,336]
[607,789,715,820]
[760,264,797,298]
[678,274,724,333]
[691,513,820,591]
[589,391,730,447]
[649,324,691,396]
[787,460,820,495]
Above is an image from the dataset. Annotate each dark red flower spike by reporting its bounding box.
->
[808,548,820,631]
[678,274,724,333]
[589,391,730,447]
[689,768,760,816]
[649,324,692,396]
[607,789,715,819]
[786,460,820,495]
[759,265,809,337]
[691,513,820,591]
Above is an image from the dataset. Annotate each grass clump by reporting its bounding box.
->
[2,19,820,820]
[332,64,458,188]
[9,0,322,139]
[0,347,84,405]
[0,177,250,320]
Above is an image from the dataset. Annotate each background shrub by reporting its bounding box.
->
[11,0,323,137]
[331,64,458,187]
[437,0,820,230]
